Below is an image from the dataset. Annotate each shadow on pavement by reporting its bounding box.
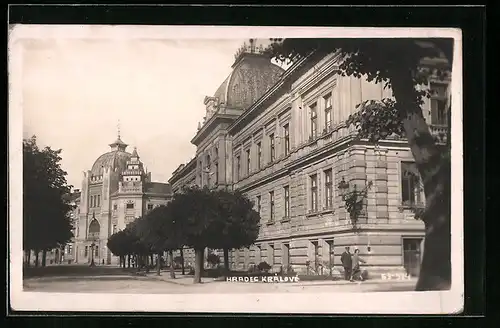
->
[23,265,145,279]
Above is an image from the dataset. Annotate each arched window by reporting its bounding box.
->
[88,219,101,240]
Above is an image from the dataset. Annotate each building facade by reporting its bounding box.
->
[71,134,173,265]
[169,40,450,278]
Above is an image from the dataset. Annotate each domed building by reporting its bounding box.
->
[73,133,172,265]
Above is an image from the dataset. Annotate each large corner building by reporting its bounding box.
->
[170,39,450,278]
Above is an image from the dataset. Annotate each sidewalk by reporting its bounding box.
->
[144,273,417,287]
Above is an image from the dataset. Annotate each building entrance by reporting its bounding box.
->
[403,238,423,277]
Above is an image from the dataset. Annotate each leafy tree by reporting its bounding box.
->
[137,205,184,277]
[210,189,260,272]
[23,136,74,267]
[107,230,129,268]
[167,186,222,283]
[265,38,452,291]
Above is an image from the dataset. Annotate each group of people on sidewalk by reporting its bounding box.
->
[341,246,366,282]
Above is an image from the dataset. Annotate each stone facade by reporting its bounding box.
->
[71,135,172,265]
[169,40,450,278]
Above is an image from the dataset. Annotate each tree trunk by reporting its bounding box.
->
[42,250,47,267]
[35,251,39,267]
[26,250,31,267]
[127,255,131,268]
[150,254,154,269]
[180,248,185,275]
[193,247,204,284]
[156,252,161,276]
[223,248,230,273]
[390,70,451,291]
[169,250,176,279]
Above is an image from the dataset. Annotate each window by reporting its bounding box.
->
[90,195,94,207]
[97,195,100,207]
[401,162,422,205]
[324,169,333,209]
[235,155,241,181]
[310,103,318,138]
[246,149,251,175]
[430,83,448,125]
[126,203,134,209]
[214,146,218,158]
[283,124,290,156]
[310,174,318,212]
[324,93,332,130]
[284,186,290,219]
[113,204,118,210]
[68,244,73,255]
[269,134,275,162]
[206,155,211,187]
[256,195,261,214]
[113,225,117,234]
[84,246,88,257]
[257,142,262,170]
[269,191,275,222]
[215,162,219,184]
[147,203,154,211]
[95,246,99,257]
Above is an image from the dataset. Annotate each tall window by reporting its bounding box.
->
[283,124,290,156]
[97,195,101,207]
[206,155,211,187]
[269,134,275,162]
[246,149,251,175]
[269,191,275,222]
[284,185,290,218]
[84,246,88,257]
[257,142,262,170]
[214,146,218,158]
[310,174,318,212]
[235,155,241,181]
[401,162,422,205]
[113,224,117,234]
[324,169,333,209]
[324,93,332,130]
[430,83,448,125]
[310,103,318,138]
[90,195,94,208]
[215,162,219,184]
[95,246,99,257]
[256,195,261,214]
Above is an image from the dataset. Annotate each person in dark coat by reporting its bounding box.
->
[340,247,352,281]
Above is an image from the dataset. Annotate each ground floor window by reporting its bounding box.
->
[403,238,423,277]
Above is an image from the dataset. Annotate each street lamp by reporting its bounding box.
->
[89,241,96,267]
[337,177,373,229]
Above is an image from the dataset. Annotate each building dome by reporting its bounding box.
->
[212,39,285,110]
[90,135,132,176]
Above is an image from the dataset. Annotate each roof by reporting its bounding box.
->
[212,52,284,110]
[145,182,172,195]
[91,150,131,176]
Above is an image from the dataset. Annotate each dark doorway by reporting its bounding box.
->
[403,238,423,277]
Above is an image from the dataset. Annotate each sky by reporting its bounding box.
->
[18,27,285,189]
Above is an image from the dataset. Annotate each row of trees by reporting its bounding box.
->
[107,187,260,283]
[23,136,75,267]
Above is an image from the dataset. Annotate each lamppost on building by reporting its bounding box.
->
[337,177,373,230]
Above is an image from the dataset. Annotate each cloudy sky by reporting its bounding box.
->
[15,26,286,189]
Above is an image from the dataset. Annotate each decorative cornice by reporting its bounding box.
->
[191,113,239,146]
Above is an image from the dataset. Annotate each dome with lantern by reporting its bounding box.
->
[202,39,285,123]
[90,134,132,177]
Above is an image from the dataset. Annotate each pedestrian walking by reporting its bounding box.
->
[350,249,366,282]
[340,247,352,281]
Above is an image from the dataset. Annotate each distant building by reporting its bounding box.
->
[72,133,172,265]
[169,39,450,277]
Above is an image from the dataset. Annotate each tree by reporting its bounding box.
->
[167,186,222,283]
[210,189,260,272]
[107,230,129,268]
[138,205,184,278]
[23,136,74,267]
[265,38,453,291]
